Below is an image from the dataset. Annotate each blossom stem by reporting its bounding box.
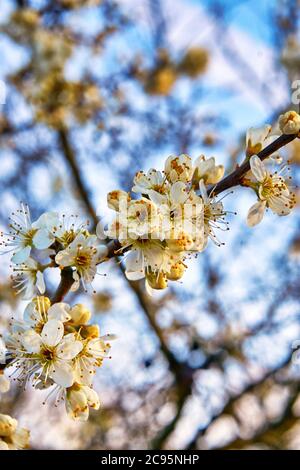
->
[51,267,75,303]
[210,133,298,196]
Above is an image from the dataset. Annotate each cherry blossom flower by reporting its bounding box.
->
[74,334,113,386]
[0,204,55,264]
[193,155,224,184]
[55,233,108,292]
[164,154,193,183]
[132,169,167,197]
[247,155,296,227]
[8,319,82,388]
[11,257,45,300]
[23,297,71,330]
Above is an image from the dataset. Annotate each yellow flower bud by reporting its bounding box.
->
[0,414,17,437]
[80,324,100,339]
[107,190,130,212]
[167,262,186,281]
[279,110,300,135]
[69,304,91,326]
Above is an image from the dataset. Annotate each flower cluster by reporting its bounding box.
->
[4,297,114,421]
[100,153,227,292]
[1,206,108,299]
[0,414,30,450]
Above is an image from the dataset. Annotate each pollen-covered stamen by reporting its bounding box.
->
[0,204,37,256]
[51,214,89,248]
[258,163,296,213]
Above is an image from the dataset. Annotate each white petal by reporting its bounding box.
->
[83,386,100,410]
[70,271,80,292]
[32,211,59,229]
[11,246,31,264]
[148,190,167,206]
[33,229,55,250]
[55,249,74,266]
[125,250,144,279]
[47,303,71,322]
[247,201,266,227]
[57,338,83,360]
[145,280,155,296]
[0,440,9,450]
[41,319,64,347]
[170,181,188,204]
[36,271,46,294]
[199,179,208,202]
[96,245,108,260]
[21,329,42,353]
[96,221,106,240]
[249,155,267,182]
[50,361,74,388]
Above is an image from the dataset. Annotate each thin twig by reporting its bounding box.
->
[210,133,298,196]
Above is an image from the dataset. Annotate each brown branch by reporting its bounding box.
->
[58,129,98,223]
[51,267,75,303]
[186,353,293,449]
[221,384,300,450]
[210,133,298,196]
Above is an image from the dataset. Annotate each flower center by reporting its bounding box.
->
[40,347,55,362]
[76,250,92,268]
[261,176,286,199]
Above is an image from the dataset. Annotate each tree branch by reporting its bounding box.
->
[186,353,293,449]
[210,133,298,196]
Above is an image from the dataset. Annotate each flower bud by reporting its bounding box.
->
[167,262,186,281]
[107,190,130,212]
[164,154,193,183]
[193,155,224,185]
[80,324,100,339]
[0,414,17,437]
[279,110,300,135]
[66,384,100,421]
[69,304,91,326]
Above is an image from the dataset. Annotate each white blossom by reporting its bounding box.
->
[247,155,296,227]
[164,154,193,183]
[193,155,224,184]
[11,257,45,300]
[1,204,55,264]
[55,233,108,292]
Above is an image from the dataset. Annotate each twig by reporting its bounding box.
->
[210,133,298,196]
